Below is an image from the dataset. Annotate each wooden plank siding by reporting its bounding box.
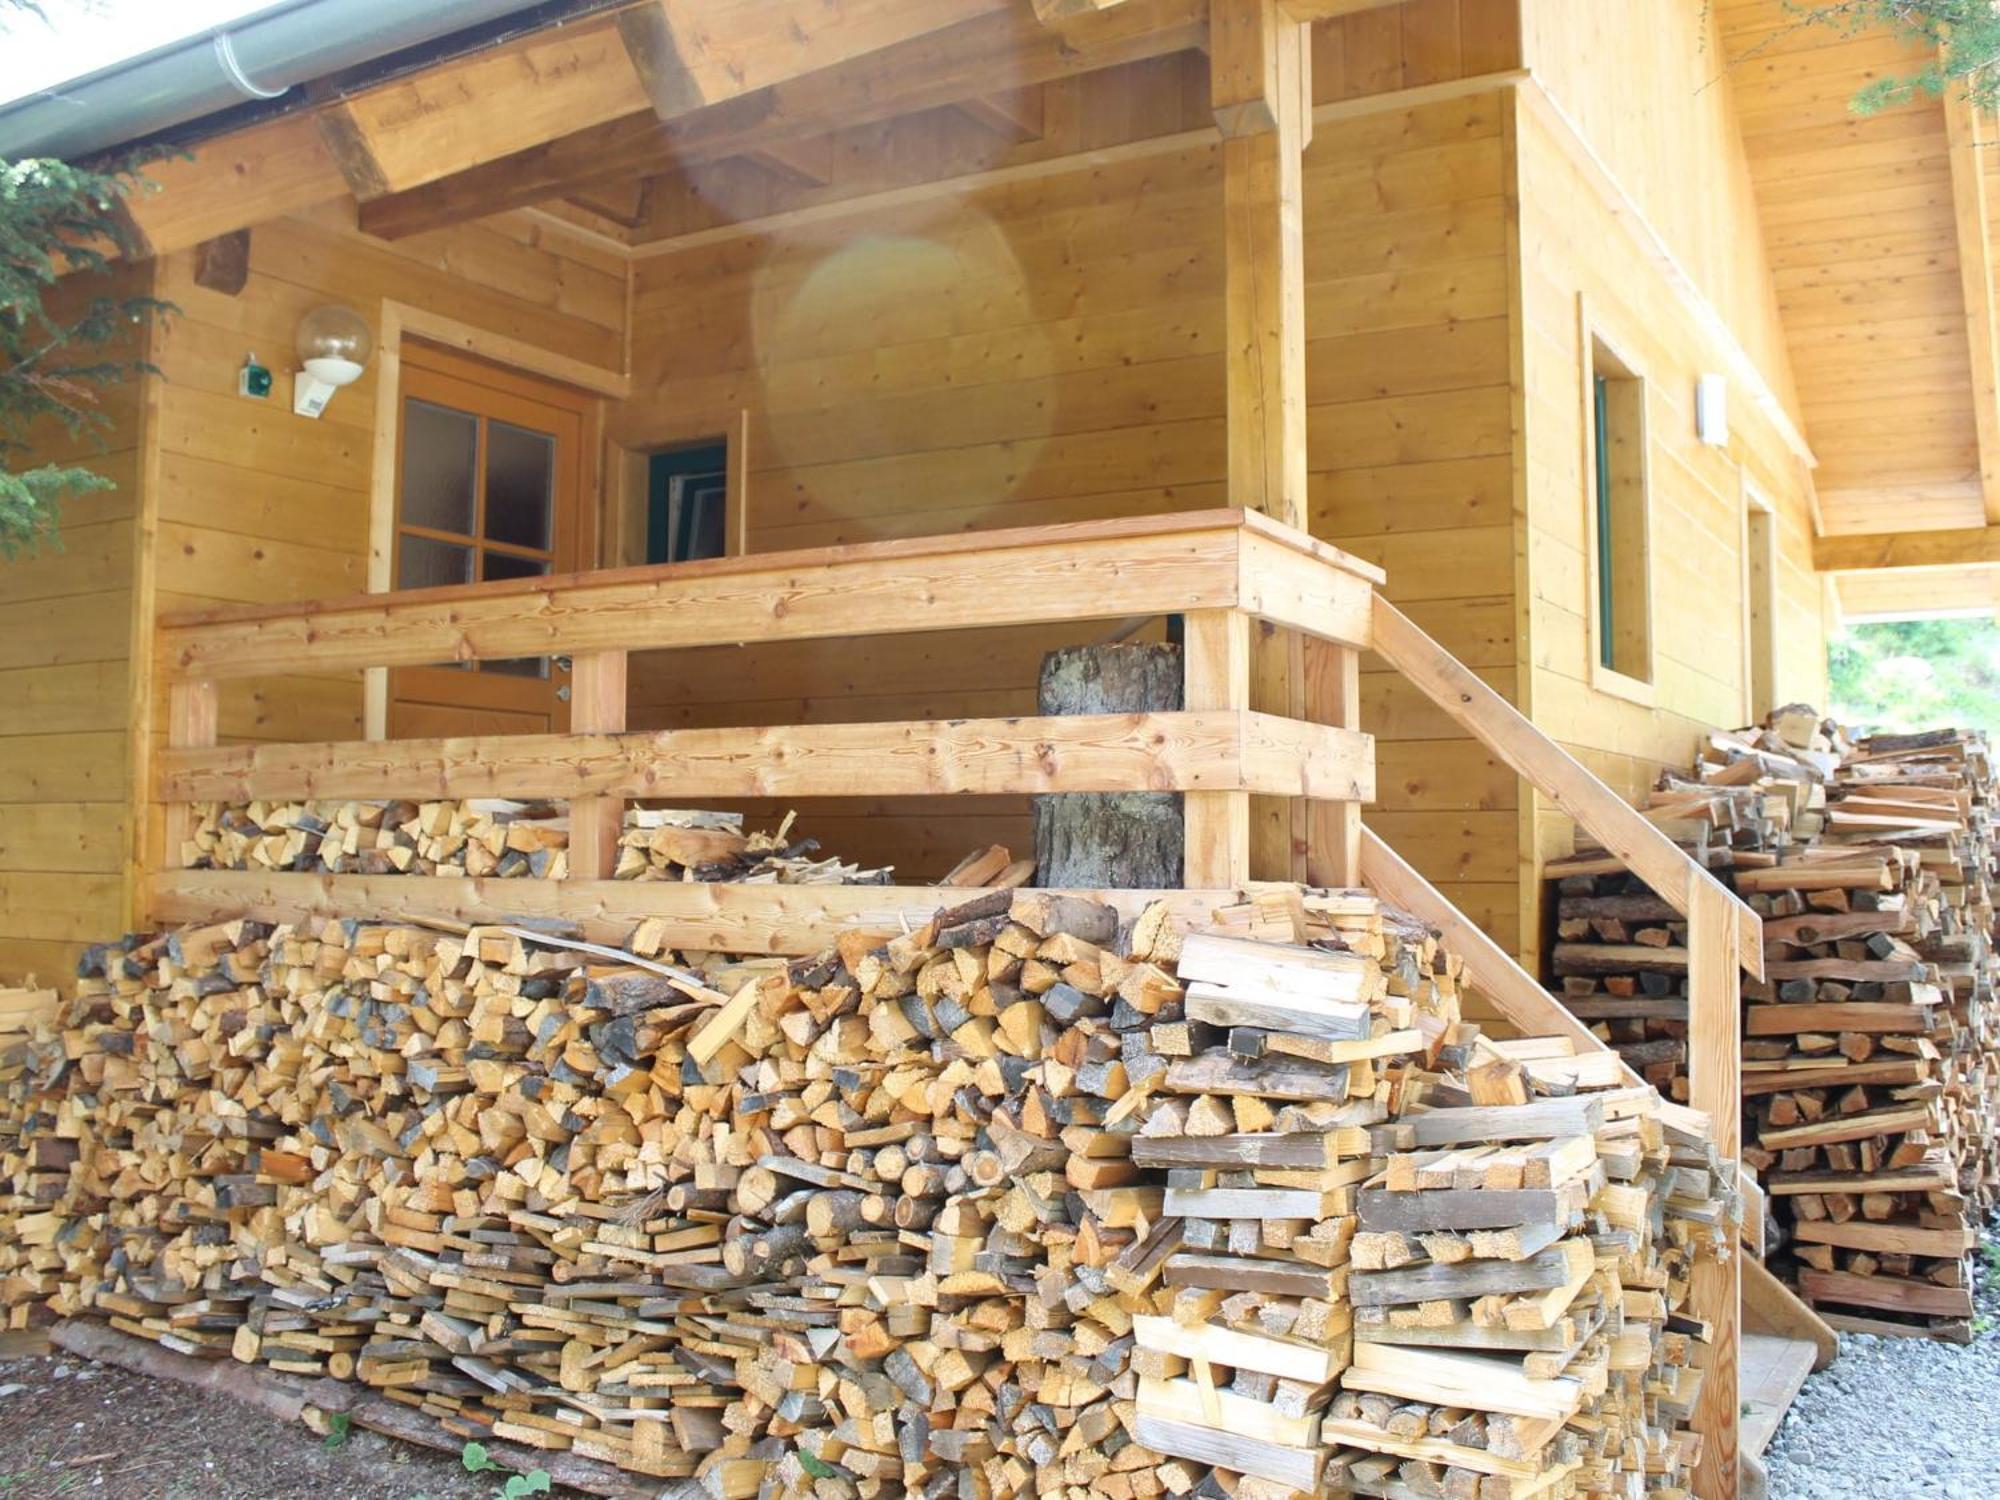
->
[0,262,153,983]
[135,201,630,882]
[1511,12,1831,975]
[612,78,1522,936]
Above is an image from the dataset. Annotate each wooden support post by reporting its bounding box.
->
[1303,638,1362,886]
[1688,876,1743,1500]
[1212,0,1310,520]
[1182,610,1252,888]
[565,651,628,881]
[1213,0,1313,881]
[162,679,219,871]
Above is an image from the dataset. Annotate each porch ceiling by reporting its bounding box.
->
[1719,1,2000,619]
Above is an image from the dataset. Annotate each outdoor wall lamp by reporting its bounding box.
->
[293,304,373,418]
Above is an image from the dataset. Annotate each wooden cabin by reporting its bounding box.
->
[19,1,1986,1490]
[11,0,1951,992]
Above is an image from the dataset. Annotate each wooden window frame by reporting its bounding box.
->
[609,409,750,567]
[1740,480,1778,726]
[1578,302,1655,705]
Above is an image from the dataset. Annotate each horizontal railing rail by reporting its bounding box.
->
[155,509,1381,679]
[156,711,1373,805]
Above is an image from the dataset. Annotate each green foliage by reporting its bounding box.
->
[321,1412,352,1451]
[458,1440,549,1498]
[0,153,166,558]
[1786,1,2000,112]
[1827,617,2000,737]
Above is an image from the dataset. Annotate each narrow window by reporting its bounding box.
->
[1589,338,1651,683]
[647,441,730,564]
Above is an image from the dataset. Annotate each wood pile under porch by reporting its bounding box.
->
[133,506,1769,1496]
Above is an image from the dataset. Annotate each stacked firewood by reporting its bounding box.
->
[1331,1044,1729,1498]
[0,889,1731,1494]
[1544,706,2000,1341]
[1733,722,2000,1340]
[613,806,893,884]
[182,797,570,877]
[1545,755,1796,1104]
[181,800,896,885]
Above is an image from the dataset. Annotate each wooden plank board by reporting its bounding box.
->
[1737,1333,1818,1462]
[157,512,1379,682]
[158,711,1374,803]
[145,868,1226,955]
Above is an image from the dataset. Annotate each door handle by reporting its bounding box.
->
[555,685,572,702]
[553,655,573,672]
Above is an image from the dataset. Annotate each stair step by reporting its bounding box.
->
[1739,1331,1820,1459]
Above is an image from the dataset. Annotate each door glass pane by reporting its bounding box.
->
[485,420,555,551]
[399,534,472,590]
[400,399,477,535]
[481,551,550,676]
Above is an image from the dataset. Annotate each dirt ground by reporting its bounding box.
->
[0,1351,590,1500]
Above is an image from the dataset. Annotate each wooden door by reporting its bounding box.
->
[388,344,595,737]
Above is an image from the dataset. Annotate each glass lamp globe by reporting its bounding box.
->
[295,305,372,387]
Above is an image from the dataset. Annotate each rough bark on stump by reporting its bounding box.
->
[1032,641,1183,888]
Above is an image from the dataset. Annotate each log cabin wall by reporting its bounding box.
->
[608,9,1525,943]
[0,262,155,985]
[1511,0,1833,971]
[132,205,628,884]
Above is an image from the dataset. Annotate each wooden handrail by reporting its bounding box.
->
[1369,597,1763,975]
[1357,826,1643,1084]
[154,510,1382,682]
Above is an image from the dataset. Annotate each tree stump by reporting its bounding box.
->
[1032,641,1183,888]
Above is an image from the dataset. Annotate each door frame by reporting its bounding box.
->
[364,300,626,739]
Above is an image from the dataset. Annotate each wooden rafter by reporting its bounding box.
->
[358,0,1207,240]
[616,0,1012,119]
[1814,526,2000,572]
[125,13,651,255]
[123,0,1154,258]
[955,87,1047,140]
[1943,86,2000,524]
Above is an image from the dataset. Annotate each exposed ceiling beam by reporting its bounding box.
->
[122,0,1046,259]
[122,10,649,258]
[617,0,1011,118]
[956,87,1047,141]
[358,0,1207,240]
[1943,86,2000,524]
[1815,527,2000,572]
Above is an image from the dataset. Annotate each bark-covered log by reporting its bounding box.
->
[1032,641,1183,887]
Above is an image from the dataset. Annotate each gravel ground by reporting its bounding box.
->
[0,1351,587,1500]
[1763,1234,2000,1500]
